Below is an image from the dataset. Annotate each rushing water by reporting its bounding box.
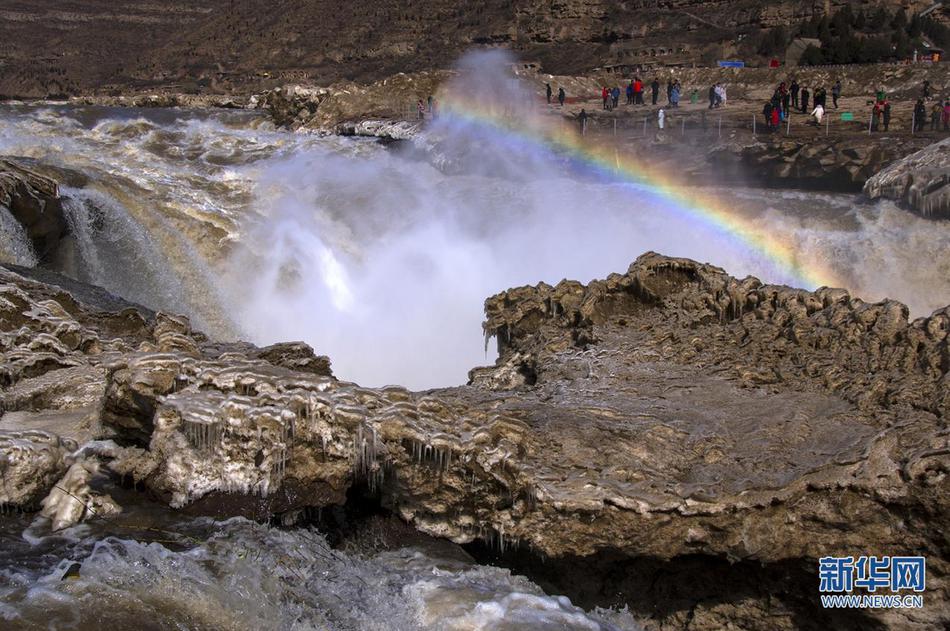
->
[1,104,949,389]
[2,90,950,628]
[0,484,637,630]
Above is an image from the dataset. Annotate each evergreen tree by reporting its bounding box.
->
[891,8,908,31]
[908,13,923,38]
[853,8,866,31]
[869,7,888,30]
[800,45,824,65]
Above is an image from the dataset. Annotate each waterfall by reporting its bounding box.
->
[0,205,37,267]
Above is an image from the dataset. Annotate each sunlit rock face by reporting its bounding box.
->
[1,251,948,628]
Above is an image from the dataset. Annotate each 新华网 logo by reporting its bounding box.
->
[818,556,925,609]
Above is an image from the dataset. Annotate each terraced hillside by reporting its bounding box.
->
[0,0,938,98]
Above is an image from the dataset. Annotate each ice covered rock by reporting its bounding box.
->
[40,458,120,531]
[0,430,76,511]
[864,137,950,219]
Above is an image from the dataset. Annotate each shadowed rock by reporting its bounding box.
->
[864,137,950,219]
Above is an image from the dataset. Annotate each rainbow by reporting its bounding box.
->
[437,95,838,290]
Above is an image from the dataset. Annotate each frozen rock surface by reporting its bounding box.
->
[0,255,947,630]
[864,137,950,219]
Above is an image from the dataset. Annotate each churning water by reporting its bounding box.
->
[2,56,950,629]
[1,103,949,389]
[0,491,638,630]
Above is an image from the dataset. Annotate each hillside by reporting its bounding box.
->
[0,0,942,98]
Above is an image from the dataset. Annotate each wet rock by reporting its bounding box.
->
[0,255,947,629]
[0,430,77,511]
[864,137,950,220]
[0,159,68,260]
[40,459,121,531]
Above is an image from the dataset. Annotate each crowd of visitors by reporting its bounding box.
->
[545,76,950,137]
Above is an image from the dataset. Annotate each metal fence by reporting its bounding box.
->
[577,107,948,139]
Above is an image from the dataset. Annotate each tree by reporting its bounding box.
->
[891,8,908,31]
[858,36,892,63]
[758,26,788,56]
[869,7,888,30]
[892,29,912,59]
[853,9,866,31]
[908,13,923,38]
[800,45,824,65]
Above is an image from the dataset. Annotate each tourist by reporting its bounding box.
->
[690,88,699,105]
[763,102,773,131]
[931,102,943,131]
[716,84,727,107]
[944,100,950,131]
[815,86,826,109]
[612,86,621,109]
[558,87,565,106]
[651,78,660,105]
[810,102,824,125]
[658,108,665,129]
[708,84,716,109]
[626,81,634,105]
[578,108,588,135]
[417,100,425,120]
[781,84,790,116]
[882,100,891,132]
[667,79,673,105]
[790,79,800,109]
[922,80,931,100]
[871,101,882,132]
[800,86,810,114]
[832,81,841,109]
[602,86,609,110]
[771,102,780,130]
[427,95,433,112]
[914,99,927,132]
[546,83,552,104]
[634,77,644,105]
[670,82,680,108]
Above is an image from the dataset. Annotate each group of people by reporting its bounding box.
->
[912,98,950,132]
[929,100,950,132]
[416,96,437,119]
[707,83,727,109]
[598,77,687,110]
[760,79,837,129]
[872,93,893,132]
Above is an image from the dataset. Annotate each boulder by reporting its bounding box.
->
[864,137,950,219]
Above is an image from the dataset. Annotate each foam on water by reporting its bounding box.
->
[0,100,948,388]
[0,514,637,631]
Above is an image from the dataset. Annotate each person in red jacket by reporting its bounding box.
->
[602,86,609,110]
[633,78,644,105]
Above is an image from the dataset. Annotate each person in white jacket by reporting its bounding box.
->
[658,108,665,129]
[810,103,824,124]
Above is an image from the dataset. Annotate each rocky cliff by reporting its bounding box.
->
[1,252,947,630]
[1,0,928,99]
